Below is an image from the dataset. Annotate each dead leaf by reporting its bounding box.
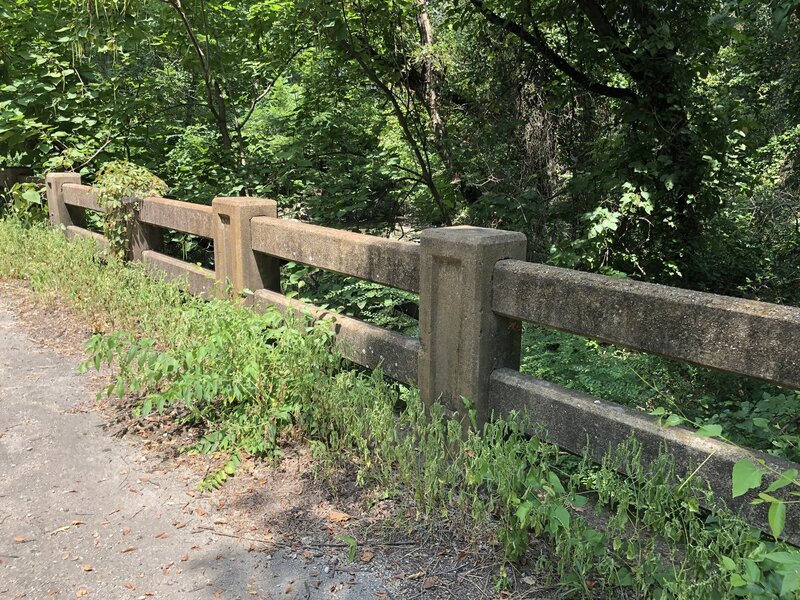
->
[121,546,137,553]
[13,535,24,543]
[122,528,131,536]
[180,554,189,562]
[124,583,135,590]
[76,588,88,597]
[328,510,350,523]
[194,508,207,517]
[422,577,438,590]
[360,549,374,563]
[162,562,173,576]
[82,564,92,572]
[71,520,85,526]
[154,532,169,539]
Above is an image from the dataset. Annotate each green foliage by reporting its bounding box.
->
[4,217,800,598]
[94,160,168,257]
[282,262,419,335]
[1,182,47,224]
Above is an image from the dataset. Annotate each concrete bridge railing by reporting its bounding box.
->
[45,172,800,544]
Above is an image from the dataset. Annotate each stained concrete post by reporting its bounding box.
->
[418,226,527,426]
[128,197,163,262]
[45,172,82,228]
[212,197,280,295]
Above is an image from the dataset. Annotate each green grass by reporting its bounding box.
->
[2,218,799,599]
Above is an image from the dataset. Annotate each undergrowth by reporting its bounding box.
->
[1,218,799,598]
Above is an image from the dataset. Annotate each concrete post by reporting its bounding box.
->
[212,197,280,295]
[418,226,527,426]
[45,172,82,228]
[129,198,162,262]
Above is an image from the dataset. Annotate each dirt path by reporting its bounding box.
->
[0,294,395,600]
[0,283,556,600]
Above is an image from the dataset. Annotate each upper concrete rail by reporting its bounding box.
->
[62,184,103,212]
[139,197,214,239]
[250,217,420,293]
[493,260,800,390]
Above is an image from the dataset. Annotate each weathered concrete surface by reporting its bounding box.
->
[213,198,280,295]
[418,226,526,425]
[489,368,800,546]
[46,173,83,229]
[65,226,109,248]
[254,289,420,386]
[0,298,388,600]
[493,260,800,389]
[138,197,215,240]
[250,217,420,293]
[62,184,103,213]
[142,250,217,298]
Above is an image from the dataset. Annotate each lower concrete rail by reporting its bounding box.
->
[254,289,419,385]
[141,250,216,298]
[489,367,800,545]
[65,225,108,248]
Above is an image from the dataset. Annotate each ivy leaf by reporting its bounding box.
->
[768,501,786,539]
[696,424,722,438]
[731,459,763,498]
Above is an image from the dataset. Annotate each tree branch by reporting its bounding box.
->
[469,0,637,102]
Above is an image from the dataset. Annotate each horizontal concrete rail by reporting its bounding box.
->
[62,184,103,212]
[65,225,108,248]
[253,289,419,385]
[139,197,214,239]
[251,217,420,292]
[142,250,216,297]
[489,368,800,545]
[493,261,800,389]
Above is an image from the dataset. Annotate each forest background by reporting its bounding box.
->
[1,0,798,302]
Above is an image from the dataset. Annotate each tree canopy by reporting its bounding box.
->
[1,0,798,298]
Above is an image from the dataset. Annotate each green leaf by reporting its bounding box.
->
[721,556,736,571]
[550,505,570,530]
[732,459,763,498]
[516,500,534,524]
[337,534,357,562]
[730,573,746,587]
[664,414,684,427]
[696,424,723,438]
[768,501,786,539]
[765,469,798,493]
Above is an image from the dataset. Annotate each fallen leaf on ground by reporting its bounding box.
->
[121,546,137,553]
[124,583,135,590]
[122,528,131,536]
[328,510,350,523]
[71,520,85,526]
[194,508,207,516]
[13,535,24,543]
[180,554,189,562]
[82,564,92,572]
[360,549,374,563]
[422,577,438,589]
[154,532,169,539]
[76,588,88,597]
